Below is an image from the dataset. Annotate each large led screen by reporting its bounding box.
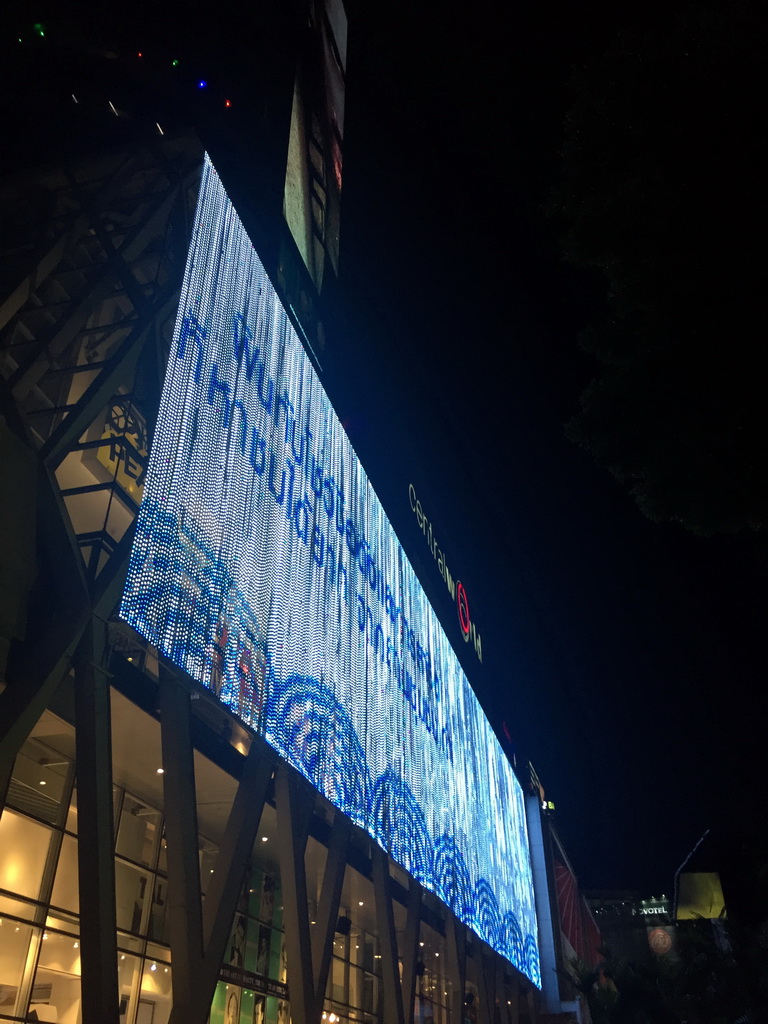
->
[120,156,540,984]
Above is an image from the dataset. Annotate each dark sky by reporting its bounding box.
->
[332,0,766,899]
[4,0,764,903]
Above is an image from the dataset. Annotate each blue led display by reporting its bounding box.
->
[120,155,540,984]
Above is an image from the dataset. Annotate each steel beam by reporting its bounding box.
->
[198,741,274,1017]
[372,844,405,1024]
[400,879,422,1024]
[474,946,496,1024]
[159,670,205,1021]
[40,274,179,468]
[312,811,351,1015]
[72,620,120,1024]
[275,764,316,1024]
[445,913,467,1024]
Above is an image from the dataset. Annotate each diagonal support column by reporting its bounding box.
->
[400,879,422,1024]
[197,742,273,1011]
[312,811,351,1016]
[475,946,497,1024]
[275,764,316,1024]
[446,912,467,1023]
[0,463,91,813]
[161,662,274,1024]
[159,670,205,1021]
[372,845,405,1024]
[72,620,119,1024]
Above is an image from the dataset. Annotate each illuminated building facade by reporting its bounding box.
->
[0,25,548,1024]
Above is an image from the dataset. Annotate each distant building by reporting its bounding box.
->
[527,765,601,1023]
[585,892,675,963]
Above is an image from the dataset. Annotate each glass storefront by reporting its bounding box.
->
[0,705,457,1024]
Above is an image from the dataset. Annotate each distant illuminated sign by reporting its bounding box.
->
[408,484,483,662]
[120,156,539,983]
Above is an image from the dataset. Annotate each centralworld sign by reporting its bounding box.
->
[120,155,540,984]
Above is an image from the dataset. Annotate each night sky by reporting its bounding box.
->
[4,0,764,906]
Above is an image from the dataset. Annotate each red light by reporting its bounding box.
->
[456,582,471,636]
[137,51,143,58]
[225,99,232,108]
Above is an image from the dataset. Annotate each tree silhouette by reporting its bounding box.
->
[551,1,764,535]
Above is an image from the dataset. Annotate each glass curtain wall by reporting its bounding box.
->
[1,705,451,1024]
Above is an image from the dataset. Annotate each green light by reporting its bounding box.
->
[34,22,45,37]
[172,59,179,67]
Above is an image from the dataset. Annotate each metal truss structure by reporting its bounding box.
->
[0,136,539,1024]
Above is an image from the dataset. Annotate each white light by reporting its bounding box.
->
[261,836,268,842]
[358,900,364,906]
[150,963,157,972]
[156,768,164,774]
[156,123,165,136]
[118,154,541,986]
[108,100,118,116]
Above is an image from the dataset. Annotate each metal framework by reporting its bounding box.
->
[0,135,538,1024]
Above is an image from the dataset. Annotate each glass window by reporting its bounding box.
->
[248,871,278,927]
[118,931,144,955]
[140,956,172,1024]
[0,918,35,1018]
[199,841,218,896]
[46,913,79,935]
[32,928,82,1024]
[239,988,267,1024]
[147,874,169,945]
[7,739,71,825]
[117,952,141,1023]
[115,860,151,934]
[145,943,171,967]
[50,834,79,915]
[0,892,38,920]
[362,971,378,1016]
[331,953,346,1002]
[210,982,245,1024]
[116,798,161,867]
[269,928,286,984]
[0,809,52,901]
